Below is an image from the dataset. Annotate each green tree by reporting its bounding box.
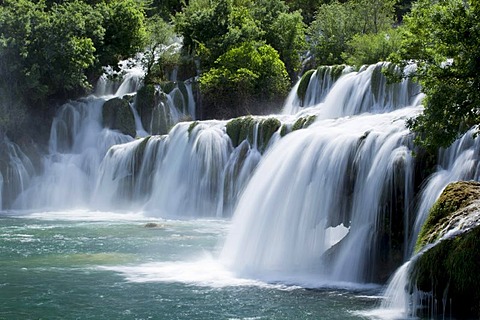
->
[343,27,402,67]
[308,1,359,65]
[285,0,329,24]
[396,0,480,150]
[96,0,147,68]
[142,15,177,83]
[200,41,289,117]
[308,0,396,66]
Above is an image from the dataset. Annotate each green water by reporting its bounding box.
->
[0,211,380,319]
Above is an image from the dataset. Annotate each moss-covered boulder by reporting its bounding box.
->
[297,69,315,106]
[226,116,256,148]
[415,181,480,251]
[102,97,136,137]
[292,115,317,131]
[225,116,281,152]
[410,181,480,319]
[135,84,157,132]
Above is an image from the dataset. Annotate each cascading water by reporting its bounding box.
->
[220,63,424,285]
[373,127,480,318]
[0,136,35,210]
[5,58,479,303]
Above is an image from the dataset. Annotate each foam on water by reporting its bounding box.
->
[98,256,292,289]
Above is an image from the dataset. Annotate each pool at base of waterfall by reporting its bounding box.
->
[0,210,381,320]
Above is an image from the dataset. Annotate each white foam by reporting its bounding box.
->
[98,256,286,289]
[9,209,152,222]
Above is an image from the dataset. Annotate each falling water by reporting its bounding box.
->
[374,128,480,318]
[6,59,479,306]
[220,62,423,284]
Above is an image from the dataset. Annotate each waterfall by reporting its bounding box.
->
[375,128,480,317]
[220,62,423,284]
[0,136,35,210]
[8,58,479,302]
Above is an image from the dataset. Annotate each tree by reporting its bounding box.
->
[175,0,305,79]
[396,0,480,150]
[343,27,402,67]
[285,0,330,24]
[308,1,359,65]
[308,0,397,66]
[96,0,147,68]
[0,0,148,107]
[200,41,290,118]
[142,15,178,84]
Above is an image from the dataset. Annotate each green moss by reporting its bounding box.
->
[225,116,283,151]
[102,97,136,137]
[416,181,480,252]
[188,121,199,137]
[292,115,317,131]
[258,117,281,152]
[297,69,315,105]
[411,181,480,318]
[330,64,347,79]
[280,124,289,137]
[411,227,480,319]
[226,116,255,148]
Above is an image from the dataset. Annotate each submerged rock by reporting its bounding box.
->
[144,222,164,229]
[411,181,480,319]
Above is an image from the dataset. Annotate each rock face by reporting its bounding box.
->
[102,97,136,137]
[411,181,480,319]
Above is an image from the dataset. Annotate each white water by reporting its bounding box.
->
[371,129,480,318]
[4,60,480,318]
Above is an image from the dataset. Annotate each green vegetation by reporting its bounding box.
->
[308,0,399,67]
[297,70,315,105]
[0,0,476,154]
[412,181,480,318]
[395,0,480,150]
[415,181,480,252]
[200,42,289,118]
[225,116,281,151]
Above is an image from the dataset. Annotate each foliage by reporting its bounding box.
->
[142,15,178,84]
[175,0,305,77]
[285,0,329,24]
[343,27,402,67]
[308,0,396,66]
[393,0,480,150]
[267,10,306,79]
[96,0,147,68]
[199,42,289,117]
[0,0,147,113]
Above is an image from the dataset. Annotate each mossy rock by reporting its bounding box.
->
[102,97,136,137]
[292,115,317,131]
[415,181,480,251]
[225,116,281,151]
[225,116,256,148]
[411,181,480,318]
[188,121,199,137]
[151,102,171,135]
[297,69,315,105]
[258,117,281,152]
[411,224,480,319]
[135,84,156,132]
[330,64,347,79]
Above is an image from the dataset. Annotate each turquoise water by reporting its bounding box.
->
[0,211,380,319]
